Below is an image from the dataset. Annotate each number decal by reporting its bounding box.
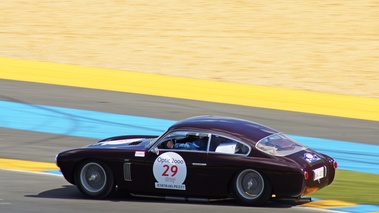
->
[153,152,187,190]
[162,164,178,177]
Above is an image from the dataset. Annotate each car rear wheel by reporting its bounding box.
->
[75,160,115,199]
[232,169,271,206]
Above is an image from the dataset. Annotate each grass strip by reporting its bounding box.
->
[311,169,379,205]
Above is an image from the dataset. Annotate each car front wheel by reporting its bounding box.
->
[232,169,271,206]
[75,160,115,199]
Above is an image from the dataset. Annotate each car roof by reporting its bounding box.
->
[168,115,278,143]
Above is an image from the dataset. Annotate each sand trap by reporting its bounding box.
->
[1,0,378,97]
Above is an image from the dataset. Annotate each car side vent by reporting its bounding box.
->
[123,163,132,181]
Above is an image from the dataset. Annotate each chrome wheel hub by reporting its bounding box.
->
[80,162,107,193]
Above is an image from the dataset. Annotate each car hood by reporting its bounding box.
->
[86,137,156,150]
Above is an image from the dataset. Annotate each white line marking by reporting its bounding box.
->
[0,168,62,177]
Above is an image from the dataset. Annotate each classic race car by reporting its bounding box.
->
[56,116,337,206]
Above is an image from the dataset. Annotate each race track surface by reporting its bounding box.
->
[0,170,326,213]
[1,79,379,213]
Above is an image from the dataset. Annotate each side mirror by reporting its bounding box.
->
[150,147,160,155]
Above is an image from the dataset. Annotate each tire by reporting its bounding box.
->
[74,160,115,199]
[232,169,271,206]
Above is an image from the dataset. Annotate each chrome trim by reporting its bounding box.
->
[192,162,207,166]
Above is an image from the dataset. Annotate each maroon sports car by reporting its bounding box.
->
[56,115,337,206]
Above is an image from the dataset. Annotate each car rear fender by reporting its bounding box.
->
[239,157,304,197]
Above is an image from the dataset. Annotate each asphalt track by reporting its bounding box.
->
[0,57,379,212]
[1,170,328,213]
[1,78,379,213]
[1,79,379,162]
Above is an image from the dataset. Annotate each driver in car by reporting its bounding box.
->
[166,137,208,150]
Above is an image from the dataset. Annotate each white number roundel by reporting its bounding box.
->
[153,152,187,190]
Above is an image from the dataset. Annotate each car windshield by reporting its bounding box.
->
[256,133,306,156]
[146,137,159,147]
[149,136,161,146]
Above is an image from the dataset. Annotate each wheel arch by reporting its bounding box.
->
[73,158,117,199]
[229,168,273,206]
[75,158,119,187]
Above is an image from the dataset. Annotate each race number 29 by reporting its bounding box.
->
[162,164,178,177]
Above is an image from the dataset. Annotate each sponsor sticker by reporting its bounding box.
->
[135,151,145,157]
[153,152,187,190]
[303,153,321,163]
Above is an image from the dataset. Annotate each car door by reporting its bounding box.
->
[129,131,210,197]
[206,134,251,197]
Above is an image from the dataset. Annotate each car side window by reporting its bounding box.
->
[157,131,209,152]
[209,135,250,155]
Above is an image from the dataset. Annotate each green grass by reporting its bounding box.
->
[310,170,379,205]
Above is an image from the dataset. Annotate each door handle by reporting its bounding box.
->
[192,162,207,166]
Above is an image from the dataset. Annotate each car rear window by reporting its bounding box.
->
[256,133,306,156]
